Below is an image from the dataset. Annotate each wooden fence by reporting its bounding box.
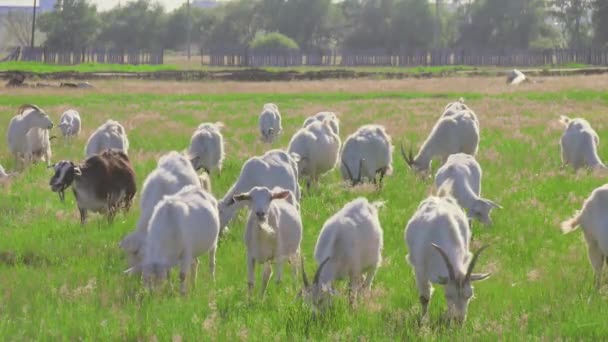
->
[204,47,608,67]
[15,47,164,65]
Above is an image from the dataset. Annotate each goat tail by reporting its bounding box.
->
[561,211,581,234]
[559,115,571,127]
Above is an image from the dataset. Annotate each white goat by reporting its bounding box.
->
[443,98,469,113]
[7,104,54,169]
[303,111,340,135]
[58,109,82,140]
[259,103,282,143]
[232,186,302,296]
[405,193,491,324]
[186,122,225,175]
[288,119,341,189]
[120,151,201,270]
[507,69,527,85]
[25,126,53,166]
[561,184,608,288]
[300,197,383,308]
[402,110,479,176]
[435,153,501,226]
[340,124,393,187]
[559,116,606,170]
[85,120,129,157]
[441,100,480,128]
[126,185,219,294]
[218,149,301,234]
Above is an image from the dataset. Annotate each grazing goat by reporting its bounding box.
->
[303,111,340,135]
[218,149,301,234]
[288,119,341,190]
[186,122,225,175]
[300,198,383,309]
[127,185,219,294]
[506,69,527,85]
[559,115,606,170]
[85,120,129,157]
[259,103,282,143]
[561,184,608,289]
[340,124,393,187]
[49,149,136,225]
[120,151,201,270]
[58,109,82,140]
[402,110,479,177]
[7,104,54,169]
[435,153,501,226]
[233,186,302,296]
[441,100,480,128]
[405,194,491,324]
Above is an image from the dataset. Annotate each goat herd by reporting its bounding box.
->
[1,100,607,325]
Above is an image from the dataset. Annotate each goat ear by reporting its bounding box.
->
[272,190,291,200]
[73,167,82,176]
[233,193,251,202]
[469,273,491,282]
[487,200,502,209]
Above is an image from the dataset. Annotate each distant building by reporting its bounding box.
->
[192,0,219,9]
[0,0,56,14]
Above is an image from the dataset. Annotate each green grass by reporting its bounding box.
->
[0,60,599,75]
[0,61,480,75]
[0,61,179,73]
[1,87,608,340]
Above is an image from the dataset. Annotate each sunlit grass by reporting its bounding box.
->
[1,86,608,339]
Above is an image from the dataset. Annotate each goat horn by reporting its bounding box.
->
[301,256,309,287]
[17,104,42,114]
[313,257,331,285]
[400,142,414,167]
[431,243,456,281]
[465,245,490,282]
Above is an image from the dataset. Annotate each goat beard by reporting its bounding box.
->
[257,220,275,235]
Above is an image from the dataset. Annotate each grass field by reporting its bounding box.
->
[0,60,595,75]
[1,76,608,340]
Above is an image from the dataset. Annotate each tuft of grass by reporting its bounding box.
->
[1,84,608,339]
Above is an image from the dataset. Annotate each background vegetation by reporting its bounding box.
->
[3,0,608,53]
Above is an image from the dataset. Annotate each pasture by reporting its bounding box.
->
[1,76,608,339]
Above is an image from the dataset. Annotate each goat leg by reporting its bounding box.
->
[79,208,87,226]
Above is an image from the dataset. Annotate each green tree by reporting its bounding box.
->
[549,0,592,48]
[341,0,434,50]
[165,4,219,50]
[592,0,608,45]
[390,0,435,49]
[341,0,394,49]
[261,0,333,50]
[38,0,99,49]
[249,31,299,51]
[97,0,167,50]
[205,0,259,48]
[458,0,552,49]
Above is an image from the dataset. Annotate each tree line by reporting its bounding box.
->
[32,0,608,52]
